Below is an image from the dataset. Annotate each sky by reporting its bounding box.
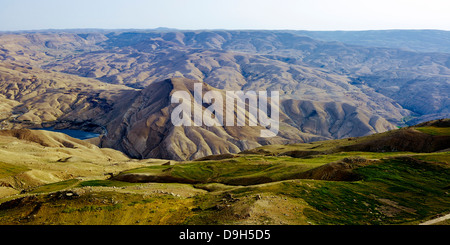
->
[0,0,449,31]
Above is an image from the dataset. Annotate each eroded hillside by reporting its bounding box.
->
[0,30,448,160]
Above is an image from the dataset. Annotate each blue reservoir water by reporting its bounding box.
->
[35,127,100,140]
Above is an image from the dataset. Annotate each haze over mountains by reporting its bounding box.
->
[0,29,448,160]
[293,30,450,53]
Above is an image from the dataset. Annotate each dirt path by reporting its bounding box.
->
[420,213,450,225]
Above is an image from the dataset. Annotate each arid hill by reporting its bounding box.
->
[96,77,397,160]
[0,61,397,160]
[0,30,448,159]
[42,30,448,122]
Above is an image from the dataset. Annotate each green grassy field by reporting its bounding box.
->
[2,150,447,225]
[179,153,450,225]
[29,179,80,194]
[415,126,450,136]
[119,155,324,185]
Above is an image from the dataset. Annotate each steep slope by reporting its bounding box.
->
[281,99,394,139]
[0,62,135,130]
[3,30,448,124]
[1,30,447,160]
[0,61,397,160]
[100,77,306,160]
[43,31,412,125]
[98,77,400,160]
[42,30,450,124]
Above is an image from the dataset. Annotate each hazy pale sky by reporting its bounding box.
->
[1,0,449,31]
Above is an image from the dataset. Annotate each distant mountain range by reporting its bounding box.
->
[0,29,448,160]
[292,29,450,53]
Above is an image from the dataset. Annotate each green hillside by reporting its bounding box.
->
[0,120,449,225]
